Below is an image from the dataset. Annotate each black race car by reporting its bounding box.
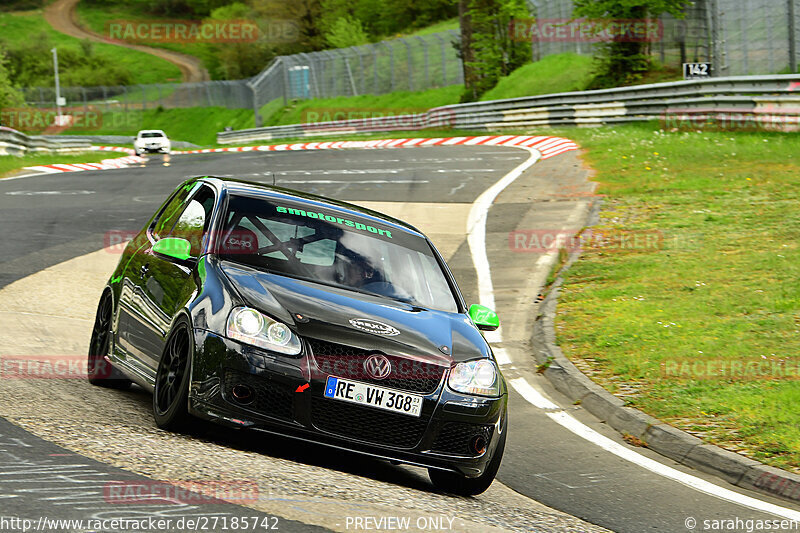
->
[89,177,507,495]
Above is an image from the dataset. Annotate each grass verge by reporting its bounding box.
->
[398,17,459,36]
[481,53,594,100]
[547,123,800,472]
[262,86,463,126]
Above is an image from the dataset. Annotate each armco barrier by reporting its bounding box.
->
[217,74,800,144]
[0,127,91,156]
[39,135,200,150]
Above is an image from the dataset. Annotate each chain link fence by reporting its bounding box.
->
[529,0,800,76]
[262,30,462,102]
[20,80,253,112]
[247,31,463,125]
[712,0,800,75]
[17,31,464,128]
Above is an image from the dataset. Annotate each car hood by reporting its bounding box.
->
[220,262,490,365]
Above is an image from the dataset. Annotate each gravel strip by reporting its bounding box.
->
[0,378,607,532]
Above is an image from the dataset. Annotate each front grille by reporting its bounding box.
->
[223,370,294,421]
[431,422,494,456]
[308,339,445,394]
[311,397,429,448]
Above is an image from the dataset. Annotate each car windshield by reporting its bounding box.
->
[218,194,458,313]
[141,132,164,138]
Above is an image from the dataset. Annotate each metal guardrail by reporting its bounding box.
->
[217,75,800,144]
[0,127,91,156]
[38,135,200,149]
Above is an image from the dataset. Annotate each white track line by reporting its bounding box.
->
[0,171,50,181]
[511,379,800,520]
[466,146,541,313]
[468,145,800,521]
[492,347,513,367]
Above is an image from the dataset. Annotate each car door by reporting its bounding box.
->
[117,184,192,375]
[118,184,216,379]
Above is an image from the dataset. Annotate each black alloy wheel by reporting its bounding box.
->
[153,319,193,430]
[87,292,131,389]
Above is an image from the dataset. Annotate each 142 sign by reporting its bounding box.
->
[683,62,711,79]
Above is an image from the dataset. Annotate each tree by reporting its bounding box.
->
[205,3,276,79]
[458,0,531,101]
[325,17,369,49]
[252,0,326,52]
[0,51,24,113]
[573,0,685,88]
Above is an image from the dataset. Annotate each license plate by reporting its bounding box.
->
[324,376,423,417]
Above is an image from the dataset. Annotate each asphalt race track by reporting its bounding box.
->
[1,146,799,532]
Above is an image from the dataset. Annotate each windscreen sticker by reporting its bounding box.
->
[276,205,393,238]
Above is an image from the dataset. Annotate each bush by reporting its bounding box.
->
[0,0,44,11]
[82,0,229,17]
[0,52,24,111]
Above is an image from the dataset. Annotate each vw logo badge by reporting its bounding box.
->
[364,354,392,380]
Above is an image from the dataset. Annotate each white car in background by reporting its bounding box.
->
[134,130,171,156]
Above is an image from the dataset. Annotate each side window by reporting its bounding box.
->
[152,186,192,239]
[167,186,215,256]
[297,239,336,266]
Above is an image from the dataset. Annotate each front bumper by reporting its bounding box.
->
[136,144,170,153]
[187,330,507,477]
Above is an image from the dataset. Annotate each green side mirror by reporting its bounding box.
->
[469,304,499,331]
[153,237,192,261]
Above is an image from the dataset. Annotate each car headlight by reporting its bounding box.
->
[226,307,301,355]
[447,359,500,397]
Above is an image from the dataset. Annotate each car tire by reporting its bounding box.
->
[87,292,132,389]
[153,317,194,431]
[428,416,507,496]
